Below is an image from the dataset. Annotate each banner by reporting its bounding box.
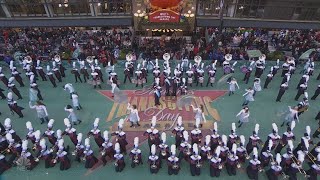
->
[149,10,180,23]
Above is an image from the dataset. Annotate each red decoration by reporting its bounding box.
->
[149,10,180,23]
[149,0,181,9]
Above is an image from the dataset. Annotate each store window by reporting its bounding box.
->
[5,0,46,17]
[92,0,132,16]
[50,0,91,16]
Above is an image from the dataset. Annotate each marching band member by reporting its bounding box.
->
[29,101,49,124]
[237,135,248,164]
[264,70,273,89]
[83,138,98,169]
[311,85,320,100]
[275,82,288,102]
[37,138,55,168]
[54,55,66,78]
[74,133,85,163]
[152,60,160,78]
[294,82,307,101]
[6,133,21,164]
[259,140,273,168]
[4,118,21,142]
[36,60,47,81]
[226,144,239,176]
[71,62,82,83]
[111,119,128,154]
[8,77,22,99]
[210,122,221,150]
[135,65,143,88]
[191,118,203,145]
[313,120,320,138]
[167,144,180,175]
[158,132,169,168]
[227,123,240,149]
[280,106,298,127]
[237,106,250,128]
[64,105,82,125]
[43,119,57,146]
[53,129,69,153]
[79,60,89,83]
[148,144,161,174]
[306,154,320,180]
[246,147,262,180]
[0,154,11,174]
[172,76,180,97]
[246,124,262,155]
[87,118,104,148]
[20,139,38,170]
[243,67,253,84]
[125,54,134,77]
[296,73,309,89]
[190,104,206,127]
[100,131,114,166]
[62,118,78,146]
[26,121,36,144]
[297,98,309,117]
[33,130,42,153]
[46,65,57,88]
[228,78,240,96]
[52,62,62,82]
[206,61,216,87]
[174,64,182,79]
[293,126,312,155]
[271,60,280,76]
[0,87,6,100]
[190,143,202,176]
[210,146,222,177]
[127,103,140,127]
[255,55,266,78]
[129,137,142,168]
[196,64,204,87]
[94,59,104,83]
[276,122,296,153]
[110,78,117,98]
[11,101,24,118]
[200,135,212,160]
[144,116,160,149]
[242,88,254,106]
[266,153,283,180]
[180,78,187,95]
[55,139,71,171]
[0,69,8,86]
[11,67,24,87]
[123,60,131,84]
[288,151,306,179]
[179,131,192,162]
[281,60,290,77]
[172,116,185,147]
[281,140,294,175]
[186,64,194,87]
[164,76,171,96]
[154,85,161,106]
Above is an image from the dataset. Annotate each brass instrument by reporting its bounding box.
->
[151,160,157,169]
[306,152,317,162]
[114,159,119,167]
[172,161,179,170]
[291,155,309,177]
[52,156,59,164]
[161,149,167,157]
[101,149,106,156]
[218,163,223,169]
[237,163,241,168]
[207,151,213,160]
[245,151,250,160]
[196,159,202,168]
[133,154,139,164]
[184,146,191,156]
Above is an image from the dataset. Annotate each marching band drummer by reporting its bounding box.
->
[135,64,143,88]
[87,118,104,148]
[255,55,266,78]
[206,63,216,87]
[143,116,160,150]
[210,122,221,150]
[167,145,180,175]
[200,135,212,160]
[74,133,85,163]
[186,64,194,87]
[111,119,128,154]
[236,135,248,164]
[227,123,240,149]
[43,119,57,146]
[158,132,169,168]
[210,146,222,177]
[246,147,262,180]
[100,131,114,166]
[190,104,206,127]
[127,103,140,127]
[129,137,142,168]
[172,116,185,147]
[148,144,161,174]
[189,143,202,176]
[37,138,55,169]
[91,71,102,89]
[191,118,203,145]
[266,153,283,180]
[55,139,71,171]
[179,131,192,162]
[83,138,98,169]
[196,63,204,87]
[259,140,274,168]
[113,143,126,172]
[226,144,239,176]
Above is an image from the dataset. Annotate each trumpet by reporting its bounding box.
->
[184,146,191,156]
[172,161,179,169]
[34,154,42,162]
[207,151,213,160]
[245,151,250,160]
[237,163,241,168]
[114,159,119,167]
[282,172,289,179]
[133,154,139,164]
[161,149,167,157]
[101,149,106,156]
[52,156,58,164]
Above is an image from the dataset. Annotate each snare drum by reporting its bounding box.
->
[240,65,248,73]
[199,77,204,83]
[142,78,146,84]
[188,77,193,84]
[132,79,137,84]
[138,79,142,85]
[224,66,231,74]
[210,77,215,83]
